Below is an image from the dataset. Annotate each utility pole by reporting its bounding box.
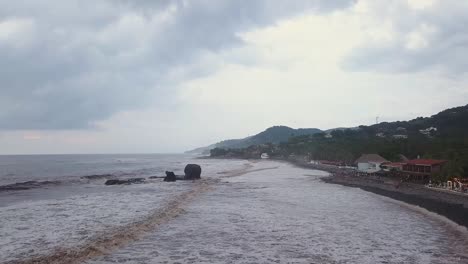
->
[376,116,379,125]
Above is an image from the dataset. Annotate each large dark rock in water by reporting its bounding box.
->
[184,164,202,180]
[164,171,177,182]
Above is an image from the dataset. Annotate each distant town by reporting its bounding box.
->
[207,104,468,194]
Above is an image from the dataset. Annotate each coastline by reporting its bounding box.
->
[204,155,468,229]
[287,158,468,229]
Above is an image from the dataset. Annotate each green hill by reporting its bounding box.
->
[185,126,322,154]
[211,104,468,178]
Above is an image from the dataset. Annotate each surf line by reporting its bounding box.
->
[220,166,280,178]
[5,181,212,264]
[7,164,261,264]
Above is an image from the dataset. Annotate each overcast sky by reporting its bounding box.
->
[1,0,467,154]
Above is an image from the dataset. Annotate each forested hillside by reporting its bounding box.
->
[186,126,321,154]
[211,104,468,177]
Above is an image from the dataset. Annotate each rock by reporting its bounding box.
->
[0,180,61,192]
[105,178,145,185]
[127,178,145,184]
[184,164,202,180]
[164,171,177,182]
[81,174,113,180]
[105,179,126,185]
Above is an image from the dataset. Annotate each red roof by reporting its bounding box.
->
[406,159,447,166]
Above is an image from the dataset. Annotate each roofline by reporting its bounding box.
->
[406,160,448,166]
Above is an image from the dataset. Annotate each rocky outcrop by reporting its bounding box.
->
[164,171,177,182]
[128,178,146,184]
[104,178,145,185]
[81,174,114,180]
[184,164,201,180]
[0,180,61,192]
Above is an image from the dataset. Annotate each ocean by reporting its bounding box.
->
[1,154,467,263]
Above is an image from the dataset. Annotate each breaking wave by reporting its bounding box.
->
[5,180,214,264]
[4,164,255,264]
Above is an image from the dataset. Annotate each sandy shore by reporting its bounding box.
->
[85,160,468,263]
[288,159,468,229]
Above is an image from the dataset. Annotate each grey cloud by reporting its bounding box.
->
[342,0,468,75]
[0,0,355,129]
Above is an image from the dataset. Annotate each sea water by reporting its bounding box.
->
[1,155,467,263]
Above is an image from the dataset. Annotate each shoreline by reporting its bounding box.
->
[286,158,468,229]
[204,156,468,229]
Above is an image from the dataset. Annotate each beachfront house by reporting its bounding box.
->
[376,132,385,138]
[401,159,447,182]
[381,162,405,172]
[355,154,389,173]
[419,127,437,137]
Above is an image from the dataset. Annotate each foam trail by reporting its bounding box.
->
[5,164,256,264]
[4,180,211,264]
[219,165,279,178]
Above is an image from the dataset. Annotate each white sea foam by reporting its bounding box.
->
[85,161,468,264]
[0,156,249,263]
[0,182,192,262]
[2,159,468,263]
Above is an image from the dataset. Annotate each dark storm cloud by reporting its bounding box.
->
[0,0,355,129]
[342,1,468,75]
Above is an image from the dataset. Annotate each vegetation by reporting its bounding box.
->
[187,126,321,154]
[211,104,468,178]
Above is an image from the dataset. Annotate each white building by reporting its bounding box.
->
[355,154,389,173]
[261,153,270,159]
[376,132,385,138]
[419,127,437,135]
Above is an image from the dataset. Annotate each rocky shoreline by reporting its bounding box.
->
[288,159,468,229]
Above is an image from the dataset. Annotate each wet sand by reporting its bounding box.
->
[4,160,468,264]
[85,161,468,263]
[289,159,468,229]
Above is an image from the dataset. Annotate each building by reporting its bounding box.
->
[419,127,437,136]
[260,153,270,159]
[355,154,389,173]
[401,159,447,181]
[392,134,408,139]
[376,132,385,138]
[381,162,406,172]
[397,154,409,162]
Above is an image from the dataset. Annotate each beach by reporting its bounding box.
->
[1,156,468,263]
[287,159,468,229]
